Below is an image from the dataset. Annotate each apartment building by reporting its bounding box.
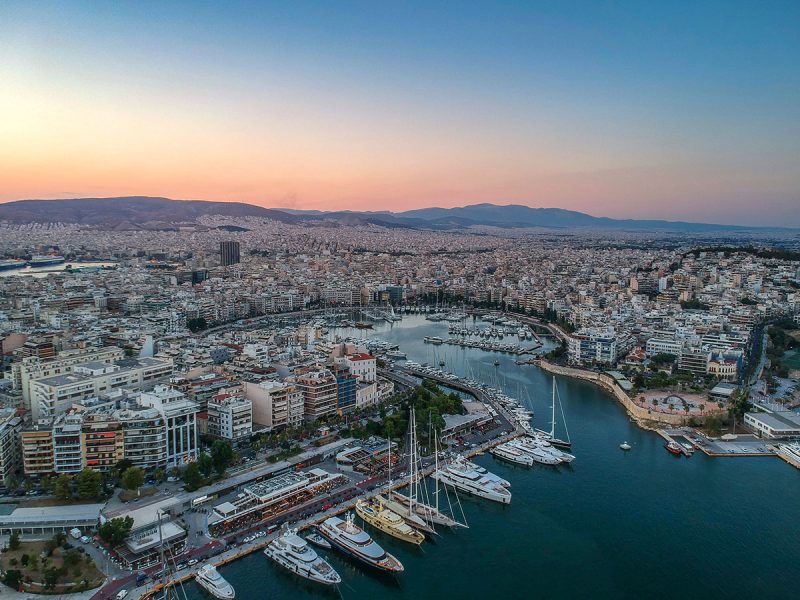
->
[22,425,55,476]
[207,394,252,441]
[29,357,172,421]
[138,385,199,467]
[82,413,124,472]
[568,328,618,365]
[53,413,83,474]
[244,380,304,430]
[116,407,168,470]
[0,408,22,487]
[11,345,126,408]
[294,369,338,422]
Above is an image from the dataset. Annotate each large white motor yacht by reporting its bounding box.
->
[317,514,404,573]
[432,456,512,504]
[264,529,341,585]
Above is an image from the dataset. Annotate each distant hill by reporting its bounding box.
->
[0,197,779,231]
[0,196,298,227]
[397,203,754,231]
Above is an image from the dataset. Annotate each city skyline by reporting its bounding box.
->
[1,1,799,226]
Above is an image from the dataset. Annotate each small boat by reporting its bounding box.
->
[665,441,682,455]
[305,531,332,549]
[620,441,632,451]
[354,321,373,329]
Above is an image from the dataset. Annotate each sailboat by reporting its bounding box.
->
[534,377,572,450]
[382,407,461,529]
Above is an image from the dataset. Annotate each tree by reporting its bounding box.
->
[28,555,38,572]
[6,476,18,492]
[197,452,214,477]
[3,569,22,589]
[182,462,204,491]
[44,566,65,590]
[54,474,73,500]
[211,440,233,475]
[76,468,102,500]
[153,468,166,483]
[98,516,134,547]
[121,467,144,491]
[9,530,20,550]
[729,388,752,424]
[114,458,133,476]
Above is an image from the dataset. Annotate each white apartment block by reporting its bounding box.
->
[138,385,199,467]
[12,346,126,409]
[29,358,173,421]
[207,394,253,441]
[568,328,618,365]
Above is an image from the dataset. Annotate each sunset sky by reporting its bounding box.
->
[1,1,798,225]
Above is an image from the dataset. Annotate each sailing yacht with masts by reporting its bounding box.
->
[534,377,572,450]
[380,407,464,530]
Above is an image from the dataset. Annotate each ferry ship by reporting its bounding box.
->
[195,564,235,599]
[355,498,425,545]
[776,443,800,469]
[264,529,341,586]
[28,255,65,268]
[0,259,26,271]
[432,456,511,504]
[317,514,404,573]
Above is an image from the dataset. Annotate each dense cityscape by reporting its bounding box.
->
[0,216,797,598]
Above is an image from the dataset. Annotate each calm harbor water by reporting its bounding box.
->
[185,315,799,600]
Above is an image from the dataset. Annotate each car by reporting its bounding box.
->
[80,535,91,544]
[115,590,129,600]
[187,558,198,566]
[176,562,187,570]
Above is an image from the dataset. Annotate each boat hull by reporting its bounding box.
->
[355,504,425,545]
[263,547,340,586]
[431,471,511,504]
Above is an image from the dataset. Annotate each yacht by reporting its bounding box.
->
[387,490,458,528]
[665,441,682,455]
[776,443,800,469]
[620,441,632,451]
[355,498,425,545]
[264,529,341,586]
[507,437,561,465]
[432,456,512,504]
[463,457,511,487]
[386,349,406,359]
[490,442,534,466]
[520,435,576,463]
[317,514,404,573]
[305,531,332,549]
[195,564,235,599]
[377,493,435,533]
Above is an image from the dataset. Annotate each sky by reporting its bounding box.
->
[1,1,798,226]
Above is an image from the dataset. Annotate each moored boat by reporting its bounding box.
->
[665,441,682,455]
[355,498,425,545]
[264,529,341,586]
[195,564,235,599]
[317,514,404,573]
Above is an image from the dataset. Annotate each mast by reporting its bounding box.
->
[551,376,556,438]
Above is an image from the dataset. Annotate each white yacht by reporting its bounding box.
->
[432,456,512,504]
[264,529,341,586]
[776,443,800,469]
[508,437,563,465]
[195,564,235,599]
[317,514,404,573]
[490,442,534,466]
[463,457,511,487]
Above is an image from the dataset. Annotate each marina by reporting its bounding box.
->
[165,315,798,600]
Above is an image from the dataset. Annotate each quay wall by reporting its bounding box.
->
[536,361,691,427]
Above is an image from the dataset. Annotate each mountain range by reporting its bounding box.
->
[0,196,779,231]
